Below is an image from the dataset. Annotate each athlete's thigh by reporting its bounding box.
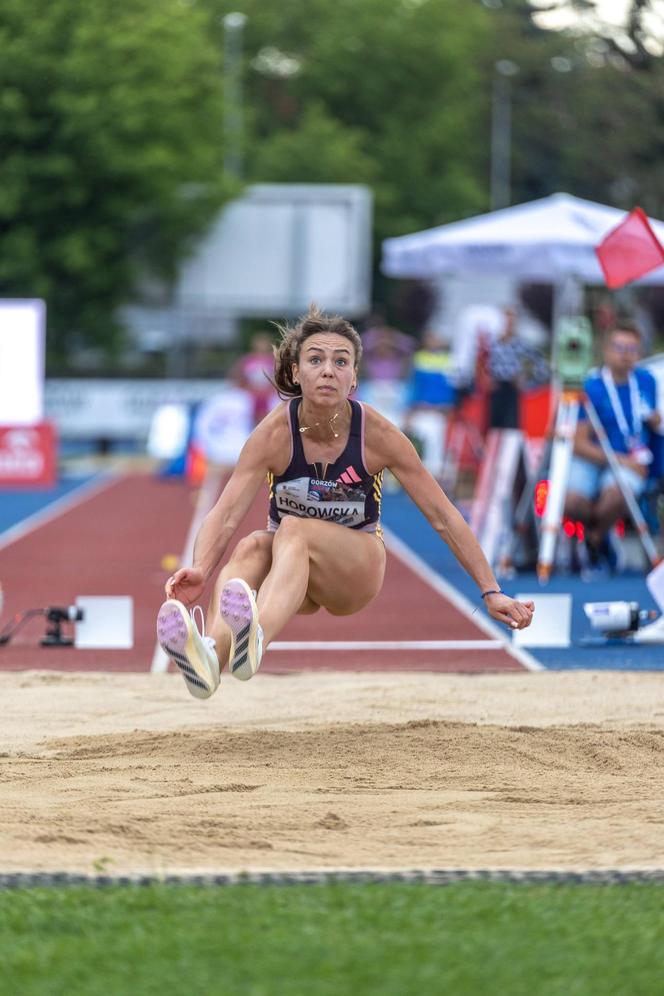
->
[210,530,274,610]
[300,519,386,614]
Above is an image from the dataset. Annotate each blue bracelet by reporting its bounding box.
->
[481,589,502,600]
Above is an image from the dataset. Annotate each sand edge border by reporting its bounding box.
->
[2,868,664,889]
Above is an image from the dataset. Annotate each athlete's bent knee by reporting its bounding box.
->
[274,515,309,542]
[232,530,272,562]
[297,594,320,615]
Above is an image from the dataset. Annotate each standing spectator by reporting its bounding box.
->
[404,330,456,480]
[191,368,255,472]
[486,307,549,430]
[451,304,506,396]
[358,310,415,426]
[408,331,456,409]
[232,332,279,425]
[360,311,415,382]
[592,297,616,337]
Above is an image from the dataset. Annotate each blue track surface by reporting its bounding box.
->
[382,490,664,671]
[0,477,96,535]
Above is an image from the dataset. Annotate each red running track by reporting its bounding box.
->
[0,473,527,673]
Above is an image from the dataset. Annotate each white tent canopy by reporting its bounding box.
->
[382,193,664,285]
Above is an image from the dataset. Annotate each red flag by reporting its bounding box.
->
[596,206,664,289]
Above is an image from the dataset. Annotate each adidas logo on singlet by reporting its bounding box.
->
[338,465,361,486]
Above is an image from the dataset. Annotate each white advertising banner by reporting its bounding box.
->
[45,379,229,439]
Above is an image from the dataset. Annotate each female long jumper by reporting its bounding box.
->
[157,308,534,699]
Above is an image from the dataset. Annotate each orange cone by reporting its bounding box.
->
[185,442,207,485]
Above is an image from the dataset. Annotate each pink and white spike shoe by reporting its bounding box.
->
[220,578,264,681]
[156,600,220,699]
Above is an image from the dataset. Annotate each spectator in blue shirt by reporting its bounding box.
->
[408,330,456,410]
[564,321,661,567]
[403,330,455,480]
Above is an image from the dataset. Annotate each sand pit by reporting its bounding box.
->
[2,670,664,875]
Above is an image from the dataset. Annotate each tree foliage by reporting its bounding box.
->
[210,0,492,244]
[487,0,664,217]
[4,0,664,359]
[212,0,664,296]
[0,0,232,359]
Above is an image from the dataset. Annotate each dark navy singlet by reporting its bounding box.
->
[267,398,383,535]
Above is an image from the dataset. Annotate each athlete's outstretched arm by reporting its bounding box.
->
[368,414,533,631]
[166,412,284,605]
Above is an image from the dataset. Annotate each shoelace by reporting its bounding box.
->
[251,590,264,655]
[191,605,216,650]
[191,605,206,638]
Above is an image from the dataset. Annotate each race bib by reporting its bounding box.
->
[274,476,367,527]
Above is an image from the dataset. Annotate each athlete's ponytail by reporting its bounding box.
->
[272,305,362,398]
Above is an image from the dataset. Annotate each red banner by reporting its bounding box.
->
[0,422,57,486]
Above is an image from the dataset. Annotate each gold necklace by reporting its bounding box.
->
[298,404,346,439]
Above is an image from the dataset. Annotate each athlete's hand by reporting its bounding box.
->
[164,566,206,606]
[484,593,534,631]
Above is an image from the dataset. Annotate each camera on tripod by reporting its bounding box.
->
[553,316,594,390]
[42,606,84,646]
[0,605,84,647]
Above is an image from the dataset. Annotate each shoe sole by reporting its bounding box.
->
[221,579,262,681]
[156,600,219,700]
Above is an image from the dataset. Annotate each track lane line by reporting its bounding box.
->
[383,526,543,672]
[268,640,504,650]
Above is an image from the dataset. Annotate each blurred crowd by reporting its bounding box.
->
[355,304,552,482]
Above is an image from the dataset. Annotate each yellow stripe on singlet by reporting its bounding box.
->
[372,470,383,505]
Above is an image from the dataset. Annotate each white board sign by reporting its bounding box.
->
[75,596,134,649]
[512,593,572,648]
[0,299,45,424]
[175,184,372,317]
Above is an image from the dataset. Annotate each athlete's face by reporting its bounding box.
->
[293,334,357,405]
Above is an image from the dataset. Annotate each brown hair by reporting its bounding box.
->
[607,318,642,342]
[272,305,362,398]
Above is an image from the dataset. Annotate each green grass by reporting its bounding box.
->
[0,882,662,995]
